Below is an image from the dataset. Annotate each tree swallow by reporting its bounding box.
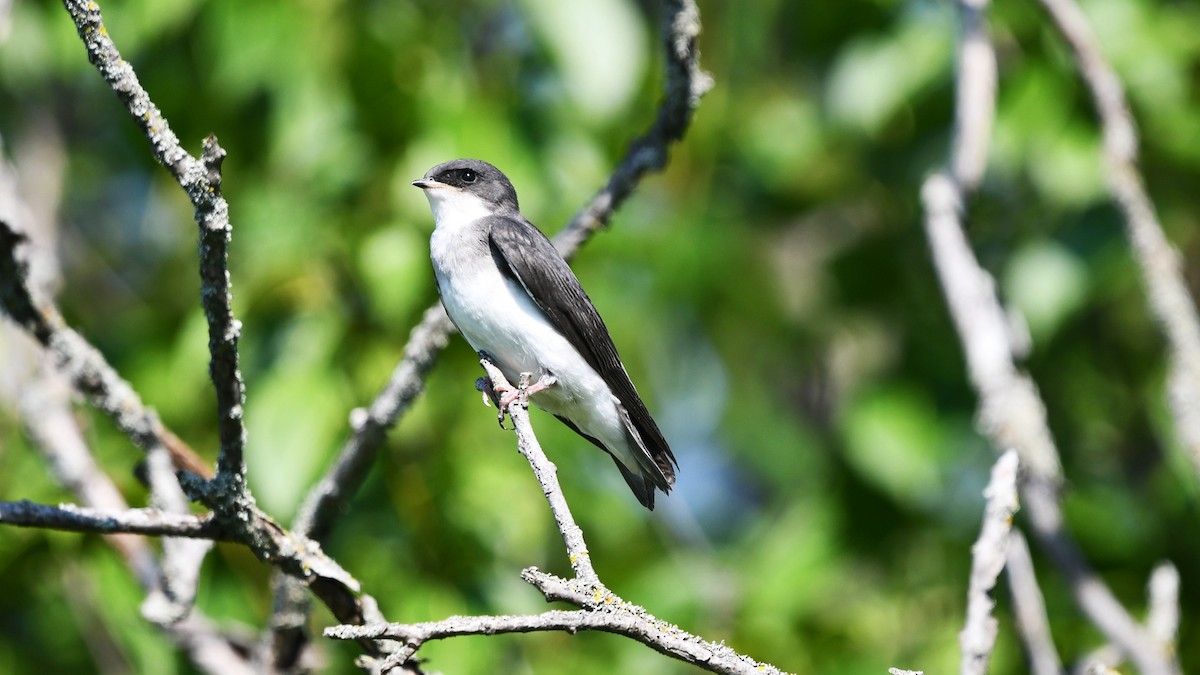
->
[412,158,678,509]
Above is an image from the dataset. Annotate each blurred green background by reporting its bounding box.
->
[1,0,1197,673]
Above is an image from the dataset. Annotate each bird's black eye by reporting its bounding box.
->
[461,169,477,183]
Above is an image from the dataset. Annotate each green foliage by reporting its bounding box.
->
[1,0,1198,673]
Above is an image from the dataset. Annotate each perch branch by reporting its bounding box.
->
[478,358,598,584]
[328,363,790,675]
[959,450,1019,675]
[329,606,788,675]
[1038,0,1200,479]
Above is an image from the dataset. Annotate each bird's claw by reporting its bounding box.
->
[475,376,515,429]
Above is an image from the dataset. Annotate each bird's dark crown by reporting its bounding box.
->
[421,158,519,211]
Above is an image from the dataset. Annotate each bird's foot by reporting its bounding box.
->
[521,373,558,398]
[475,352,557,429]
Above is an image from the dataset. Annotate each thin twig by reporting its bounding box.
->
[1004,532,1062,675]
[1037,0,1200,480]
[552,0,713,258]
[1145,563,1180,655]
[1021,470,1177,675]
[959,450,1019,675]
[143,443,214,625]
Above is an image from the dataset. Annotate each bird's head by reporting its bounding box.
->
[412,159,520,223]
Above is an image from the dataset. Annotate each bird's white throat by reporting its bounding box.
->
[422,187,496,231]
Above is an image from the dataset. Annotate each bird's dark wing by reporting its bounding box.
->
[486,215,677,496]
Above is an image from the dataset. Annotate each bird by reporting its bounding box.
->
[412,158,677,509]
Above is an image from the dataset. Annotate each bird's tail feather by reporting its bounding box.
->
[611,457,657,510]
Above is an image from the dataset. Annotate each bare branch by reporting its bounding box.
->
[959,450,1019,675]
[0,219,211,479]
[1024,473,1178,675]
[553,0,713,258]
[0,159,253,671]
[143,443,214,625]
[922,177,1061,482]
[0,500,226,539]
[291,304,454,542]
[60,0,248,491]
[951,0,997,191]
[1005,532,1062,675]
[1145,563,1180,654]
[3,213,372,634]
[924,172,1179,675]
[1037,0,1200,480]
[26,1,404,654]
[928,1,1184,672]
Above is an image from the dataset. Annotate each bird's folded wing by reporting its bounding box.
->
[485,215,677,488]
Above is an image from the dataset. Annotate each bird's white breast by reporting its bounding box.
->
[425,191,630,461]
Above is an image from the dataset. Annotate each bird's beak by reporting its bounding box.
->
[411,178,442,190]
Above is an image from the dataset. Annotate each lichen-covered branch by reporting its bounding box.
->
[2,214,370,633]
[60,0,248,492]
[0,3,405,661]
